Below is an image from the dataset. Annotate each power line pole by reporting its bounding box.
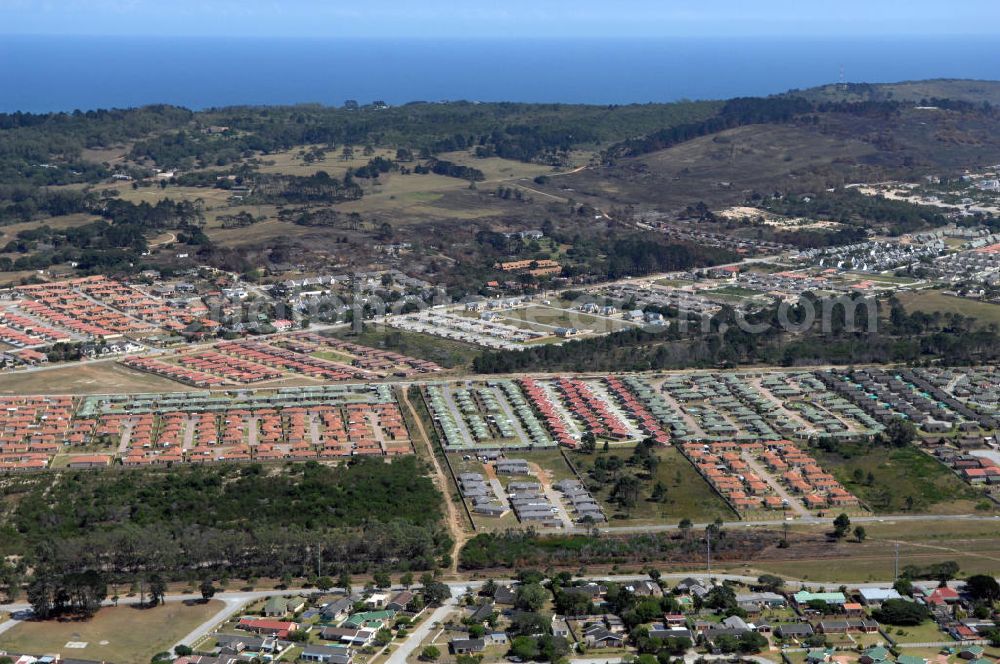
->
[894,542,899,580]
[706,528,712,573]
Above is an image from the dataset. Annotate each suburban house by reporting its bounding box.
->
[319,627,375,647]
[859,587,902,606]
[583,624,625,648]
[775,623,815,639]
[817,619,879,634]
[793,591,847,607]
[860,646,891,664]
[736,591,787,611]
[321,597,354,622]
[299,646,353,664]
[386,590,414,611]
[237,618,300,639]
[449,638,486,655]
[623,580,662,597]
[264,597,305,617]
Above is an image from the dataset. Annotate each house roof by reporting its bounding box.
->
[860,588,902,602]
[862,646,890,661]
[794,591,846,604]
[450,638,485,651]
[897,656,927,664]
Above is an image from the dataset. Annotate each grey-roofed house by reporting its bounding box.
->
[649,626,693,641]
[300,646,353,664]
[494,584,517,605]
[858,587,902,606]
[321,597,354,622]
[584,625,624,648]
[450,638,486,655]
[736,591,787,608]
[387,591,414,612]
[776,623,815,639]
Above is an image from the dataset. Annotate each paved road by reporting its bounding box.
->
[385,584,470,664]
[577,512,1000,535]
[170,591,290,650]
[740,449,808,517]
[573,655,778,664]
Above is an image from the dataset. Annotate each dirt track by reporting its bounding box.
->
[401,387,468,574]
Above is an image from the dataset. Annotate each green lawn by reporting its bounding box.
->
[312,349,356,364]
[888,620,949,644]
[810,442,982,514]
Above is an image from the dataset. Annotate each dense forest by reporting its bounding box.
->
[459,528,780,570]
[758,189,951,236]
[251,170,364,204]
[0,458,450,608]
[472,294,1000,374]
[124,100,721,170]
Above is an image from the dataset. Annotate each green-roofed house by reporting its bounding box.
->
[264,597,289,617]
[342,610,396,630]
[263,596,305,617]
[959,647,985,660]
[793,591,847,606]
[806,648,835,663]
[897,655,927,664]
[860,647,891,664]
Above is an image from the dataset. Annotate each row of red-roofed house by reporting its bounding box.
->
[0,396,76,471]
[0,311,73,343]
[682,441,786,513]
[0,393,415,471]
[755,440,860,509]
[553,378,631,440]
[217,340,361,381]
[74,275,220,334]
[122,356,227,387]
[179,350,284,383]
[16,276,158,338]
[520,378,579,447]
[603,376,670,446]
[291,332,443,376]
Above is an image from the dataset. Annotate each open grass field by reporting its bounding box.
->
[254,146,398,177]
[737,518,1000,583]
[741,544,1000,583]
[206,217,325,247]
[0,213,102,245]
[810,443,984,514]
[564,445,737,523]
[897,290,1000,327]
[0,269,80,288]
[843,272,922,286]
[0,360,193,395]
[0,600,223,664]
[92,182,234,209]
[333,325,481,369]
[503,305,638,334]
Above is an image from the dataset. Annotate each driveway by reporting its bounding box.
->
[386,585,469,664]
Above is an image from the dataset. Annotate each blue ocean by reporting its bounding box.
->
[1,35,999,113]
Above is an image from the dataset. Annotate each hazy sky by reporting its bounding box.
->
[3,0,1000,38]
